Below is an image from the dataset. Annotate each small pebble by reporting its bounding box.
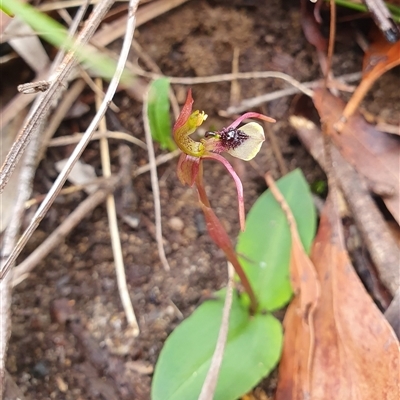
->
[32,361,49,378]
[56,375,68,393]
[168,217,184,231]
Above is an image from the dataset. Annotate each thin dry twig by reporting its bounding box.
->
[224,72,362,115]
[198,263,235,400]
[0,272,11,398]
[38,79,87,161]
[49,130,147,149]
[37,0,152,12]
[24,147,177,210]
[261,103,288,176]
[76,64,120,112]
[142,86,171,272]
[141,69,315,94]
[266,171,319,394]
[24,176,110,208]
[0,0,188,132]
[133,149,181,177]
[7,18,50,73]
[17,81,51,94]
[12,176,119,287]
[375,122,400,136]
[51,0,91,74]
[131,39,180,118]
[38,0,114,11]
[325,0,336,85]
[95,77,139,335]
[0,0,140,280]
[322,0,341,250]
[0,0,116,194]
[1,3,117,395]
[92,0,190,46]
[229,47,241,106]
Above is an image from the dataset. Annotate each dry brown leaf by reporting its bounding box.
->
[313,88,400,224]
[276,195,400,400]
[265,173,320,397]
[300,0,327,52]
[341,30,400,123]
[290,110,400,296]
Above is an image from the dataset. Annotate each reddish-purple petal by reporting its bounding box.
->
[226,112,276,130]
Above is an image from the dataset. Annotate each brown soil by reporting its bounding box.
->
[5,1,399,399]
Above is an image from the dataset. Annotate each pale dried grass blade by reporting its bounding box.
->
[0,0,116,194]
[6,18,50,73]
[0,0,139,279]
[12,177,118,287]
[198,263,235,400]
[95,77,139,335]
[142,85,171,272]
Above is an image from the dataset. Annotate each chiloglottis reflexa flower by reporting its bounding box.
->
[204,122,266,161]
[173,89,276,231]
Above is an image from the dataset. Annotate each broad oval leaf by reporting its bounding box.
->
[236,169,316,311]
[151,290,282,400]
[148,78,175,151]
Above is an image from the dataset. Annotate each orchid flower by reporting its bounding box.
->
[173,89,275,232]
[173,89,275,314]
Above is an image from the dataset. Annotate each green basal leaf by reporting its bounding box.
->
[152,290,282,400]
[1,0,132,83]
[148,78,175,150]
[236,169,316,311]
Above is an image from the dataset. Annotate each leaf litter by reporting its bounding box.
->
[3,0,400,398]
[274,186,400,399]
[313,88,400,225]
[340,29,400,125]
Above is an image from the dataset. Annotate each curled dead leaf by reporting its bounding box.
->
[276,194,400,400]
[313,89,400,225]
[265,173,320,397]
